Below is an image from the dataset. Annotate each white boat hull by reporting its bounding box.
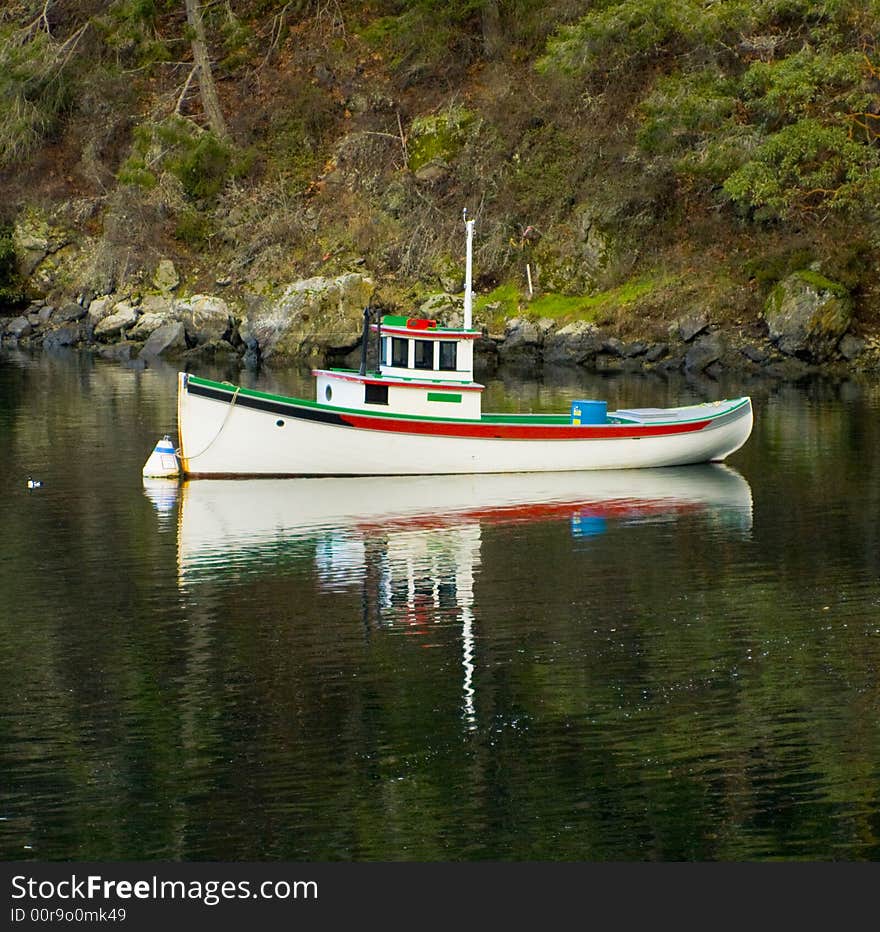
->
[177,374,753,477]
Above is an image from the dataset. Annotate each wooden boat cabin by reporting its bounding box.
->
[312,314,484,419]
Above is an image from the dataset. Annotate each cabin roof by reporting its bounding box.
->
[376,315,479,339]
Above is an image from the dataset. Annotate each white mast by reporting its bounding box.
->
[463,208,475,331]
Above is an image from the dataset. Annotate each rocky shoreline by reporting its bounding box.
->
[2,264,877,380]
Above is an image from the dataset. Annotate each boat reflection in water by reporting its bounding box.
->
[145,466,752,729]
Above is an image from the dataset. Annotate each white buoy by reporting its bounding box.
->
[142,435,180,478]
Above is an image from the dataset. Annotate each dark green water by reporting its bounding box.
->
[2,347,880,861]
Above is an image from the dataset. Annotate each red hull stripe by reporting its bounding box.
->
[338,413,713,439]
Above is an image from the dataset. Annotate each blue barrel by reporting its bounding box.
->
[570,399,607,425]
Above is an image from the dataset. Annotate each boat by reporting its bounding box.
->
[147,212,753,478]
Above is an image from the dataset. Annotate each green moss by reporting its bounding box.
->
[532,278,662,320]
[475,282,520,328]
[475,277,667,329]
[743,247,815,287]
[766,282,786,318]
[407,108,475,172]
[791,269,848,297]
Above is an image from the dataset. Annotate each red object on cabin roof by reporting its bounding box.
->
[406,318,437,330]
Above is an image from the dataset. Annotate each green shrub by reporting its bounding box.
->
[174,209,214,248]
[358,1,482,80]
[118,117,252,202]
[0,223,25,309]
[99,0,173,67]
[723,119,874,218]
[167,133,235,200]
[741,48,867,129]
[538,0,729,76]
[0,24,76,167]
[638,70,739,156]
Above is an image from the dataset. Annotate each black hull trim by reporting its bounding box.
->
[186,379,349,428]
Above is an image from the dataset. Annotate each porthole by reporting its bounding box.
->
[325,385,333,401]
[276,419,285,428]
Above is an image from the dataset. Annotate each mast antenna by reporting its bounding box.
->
[463,208,475,331]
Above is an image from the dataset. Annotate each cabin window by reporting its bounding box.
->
[414,339,434,370]
[438,341,457,371]
[391,337,408,368]
[365,383,389,405]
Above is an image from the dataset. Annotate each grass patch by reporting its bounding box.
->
[475,276,669,330]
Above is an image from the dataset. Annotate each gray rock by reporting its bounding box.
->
[535,206,612,294]
[85,296,116,333]
[6,316,32,339]
[417,293,463,327]
[839,333,865,361]
[93,301,139,341]
[600,336,625,357]
[675,313,709,343]
[13,209,70,276]
[623,340,649,358]
[55,302,87,323]
[177,293,232,345]
[153,259,180,293]
[685,332,725,374]
[414,158,450,185]
[645,343,668,363]
[130,313,171,341]
[240,273,373,363]
[242,335,261,370]
[43,324,81,349]
[764,271,852,362]
[499,317,543,365]
[741,344,770,364]
[183,339,240,363]
[139,321,187,358]
[474,335,499,363]
[139,293,176,316]
[544,321,600,365]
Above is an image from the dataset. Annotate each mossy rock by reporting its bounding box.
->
[407,108,476,173]
[764,270,853,362]
[12,207,71,277]
[529,209,614,294]
[241,272,374,363]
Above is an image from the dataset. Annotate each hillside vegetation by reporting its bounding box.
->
[1,0,879,343]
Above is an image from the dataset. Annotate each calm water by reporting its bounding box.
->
[2,347,880,861]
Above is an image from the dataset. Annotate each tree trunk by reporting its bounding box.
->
[184,0,228,139]
[481,0,503,60]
